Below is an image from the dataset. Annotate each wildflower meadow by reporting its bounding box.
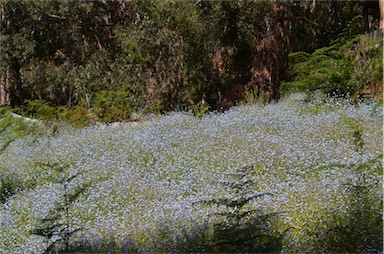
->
[0,94,382,253]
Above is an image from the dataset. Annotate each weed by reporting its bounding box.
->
[190,98,210,118]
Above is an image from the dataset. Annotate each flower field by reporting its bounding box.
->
[0,94,382,253]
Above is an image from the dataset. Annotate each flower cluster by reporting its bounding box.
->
[0,94,382,252]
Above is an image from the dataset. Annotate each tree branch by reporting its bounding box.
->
[47,14,67,20]
[284,15,321,28]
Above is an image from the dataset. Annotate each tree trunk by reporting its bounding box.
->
[108,0,122,26]
[0,4,8,105]
[361,0,381,33]
[380,0,384,31]
[362,0,370,32]
[9,58,25,107]
[249,1,290,102]
[0,70,10,105]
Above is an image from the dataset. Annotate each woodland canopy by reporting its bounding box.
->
[0,0,382,123]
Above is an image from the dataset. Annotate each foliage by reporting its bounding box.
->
[22,100,57,120]
[282,32,383,98]
[317,155,383,253]
[200,165,285,253]
[57,105,89,128]
[0,106,12,117]
[0,113,46,146]
[2,0,378,118]
[31,162,90,254]
[288,1,364,53]
[93,90,133,123]
[190,99,210,118]
[13,100,90,127]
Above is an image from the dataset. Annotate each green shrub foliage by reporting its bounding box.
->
[320,156,383,252]
[200,165,285,253]
[31,162,91,254]
[282,32,383,98]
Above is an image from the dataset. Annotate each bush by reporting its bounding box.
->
[93,90,133,122]
[283,33,383,99]
[199,165,285,253]
[321,158,383,252]
[58,105,89,128]
[31,162,92,253]
[0,173,22,204]
[0,114,46,149]
[22,100,58,120]
[0,106,12,117]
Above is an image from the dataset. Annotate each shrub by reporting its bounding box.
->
[190,99,210,118]
[321,157,383,253]
[199,165,285,253]
[0,173,22,204]
[58,105,89,128]
[22,100,58,120]
[93,90,133,122]
[31,162,91,254]
[0,114,46,151]
[283,33,383,99]
[0,106,12,117]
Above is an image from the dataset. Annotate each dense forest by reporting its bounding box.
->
[0,0,383,124]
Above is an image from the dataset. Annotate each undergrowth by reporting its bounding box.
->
[282,32,383,100]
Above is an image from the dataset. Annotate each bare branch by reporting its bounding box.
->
[47,14,67,20]
[283,15,321,28]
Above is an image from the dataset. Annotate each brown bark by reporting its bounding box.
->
[361,0,381,33]
[250,1,290,102]
[0,70,9,105]
[278,15,320,28]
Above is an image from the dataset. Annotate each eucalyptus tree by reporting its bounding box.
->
[0,0,380,116]
[0,0,116,107]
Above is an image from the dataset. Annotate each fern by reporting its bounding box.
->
[285,32,383,98]
[31,162,91,253]
[200,165,285,253]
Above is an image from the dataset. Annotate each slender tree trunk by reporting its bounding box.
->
[379,0,384,31]
[9,58,25,107]
[362,1,370,32]
[250,0,289,102]
[0,71,7,105]
[108,0,122,26]
[273,3,290,101]
[0,4,9,105]
[0,72,4,105]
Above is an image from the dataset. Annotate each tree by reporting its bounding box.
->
[0,0,34,107]
[0,0,380,118]
[0,0,117,107]
[380,0,384,31]
[360,0,380,33]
